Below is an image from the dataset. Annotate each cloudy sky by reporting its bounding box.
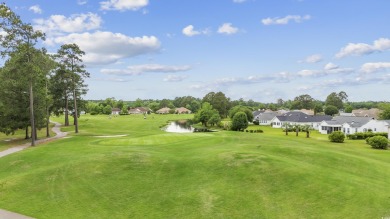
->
[4,0,390,102]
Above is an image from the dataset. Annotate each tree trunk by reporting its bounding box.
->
[34,127,38,140]
[65,94,69,126]
[306,130,310,138]
[25,126,29,139]
[73,88,78,133]
[296,127,299,137]
[46,80,50,137]
[29,80,36,146]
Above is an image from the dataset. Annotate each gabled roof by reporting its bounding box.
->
[256,112,278,121]
[253,110,265,118]
[156,107,171,113]
[324,116,373,127]
[176,107,191,113]
[352,108,382,119]
[275,111,332,123]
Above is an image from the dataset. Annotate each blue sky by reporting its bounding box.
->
[4,0,390,102]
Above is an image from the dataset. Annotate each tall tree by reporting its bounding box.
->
[0,3,45,145]
[325,91,348,109]
[202,91,230,118]
[55,44,89,133]
[292,94,314,110]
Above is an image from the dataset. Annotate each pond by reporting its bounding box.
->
[164,121,194,133]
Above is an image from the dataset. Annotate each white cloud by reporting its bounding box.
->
[77,0,88,5]
[182,25,209,37]
[101,64,191,75]
[360,62,390,74]
[54,31,160,65]
[29,5,42,14]
[298,64,353,77]
[182,25,199,37]
[218,23,239,35]
[297,69,320,77]
[262,15,311,25]
[302,54,322,63]
[324,62,339,71]
[100,0,148,11]
[163,74,188,82]
[336,38,390,58]
[33,13,102,34]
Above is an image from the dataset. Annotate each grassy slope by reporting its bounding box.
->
[0,114,389,219]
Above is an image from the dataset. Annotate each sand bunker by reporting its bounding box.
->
[94,135,127,138]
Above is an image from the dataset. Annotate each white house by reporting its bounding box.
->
[319,116,372,135]
[319,116,390,135]
[111,108,121,115]
[255,111,279,125]
[360,120,390,133]
[271,111,332,130]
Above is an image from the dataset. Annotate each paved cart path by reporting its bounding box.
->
[0,122,67,158]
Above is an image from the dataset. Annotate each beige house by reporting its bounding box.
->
[156,107,171,114]
[176,107,191,114]
[352,108,382,119]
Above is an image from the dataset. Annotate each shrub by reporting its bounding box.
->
[257,129,263,133]
[328,131,345,143]
[367,136,389,149]
[231,112,248,131]
[253,120,259,125]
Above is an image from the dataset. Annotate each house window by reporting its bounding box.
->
[355,128,358,132]
[347,128,350,134]
[363,128,367,132]
[374,128,377,131]
[343,128,345,133]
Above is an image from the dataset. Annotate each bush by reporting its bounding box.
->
[367,136,389,149]
[253,120,259,125]
[231,112,248,131]
[347,132,388,140]
[328,131,345,143]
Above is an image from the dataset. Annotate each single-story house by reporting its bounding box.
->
[255,111,279,125]
[352,108,382,119]
[112,108,121,115]
[128,107,150,114]
[176,107,191,114]
[252,110,265,121]
[271,111,332,130]
[319,116,374,135]
[156,107,171,114]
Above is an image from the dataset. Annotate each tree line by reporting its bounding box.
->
[0,4,89,145]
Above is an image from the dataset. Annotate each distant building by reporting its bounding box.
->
[128,107,150,114]
[271,111,332,130]
[112,108,121,115]
[352,108,382,119]
[156,107,171,114]
[176,107,191,114]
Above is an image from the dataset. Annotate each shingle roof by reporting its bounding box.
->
[276,111,332,123]
[252,110,265,118]
[324,116,372,127]
[256,112,278,121]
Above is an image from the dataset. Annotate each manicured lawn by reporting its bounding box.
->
[0,114,389,218]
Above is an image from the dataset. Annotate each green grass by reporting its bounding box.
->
[0,114,390,218]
